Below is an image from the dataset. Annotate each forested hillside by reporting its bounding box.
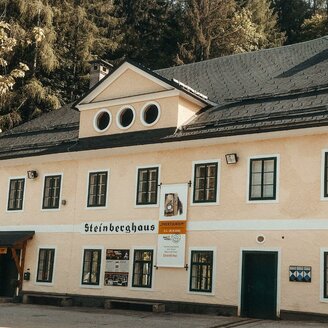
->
[0,0,327,131]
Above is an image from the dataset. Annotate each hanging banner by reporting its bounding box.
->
[104,249,130,287]
[159,184,188,221]
[157,220,187,267]
[157,183,188,267]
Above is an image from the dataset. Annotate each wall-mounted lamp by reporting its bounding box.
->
[225,153,238,164]
[27,170,38,179]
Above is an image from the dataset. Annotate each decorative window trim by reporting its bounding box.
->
[129,246,155,291]
[321,150,328,201]
[187,247,216,296]
[93,108,112,133]
[6,176,26,212]
[85,170,109,209]
[320,248,328,302]
[41,173,63,211]
[116,105,136,130]
[190,159,220,206]
[135,165,161,208]
[246,154,280,204]
[140,101,161,127]
[80,246,103,288]
[35,246,56,286]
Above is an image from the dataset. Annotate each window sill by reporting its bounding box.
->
[187,290,215,296]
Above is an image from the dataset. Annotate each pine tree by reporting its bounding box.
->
[0,0,60,130]
[271,0,312,44]
[112,0,178,69]
[242,0,285,48]
[176,0,237,63]
[300,13,328,40]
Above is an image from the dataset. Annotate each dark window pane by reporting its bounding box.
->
[81,249,101,285]
[132,250,153,288]
[37,249,55,283]
[87,172,108,207]
[249,158,277,200]
[43,175,61,209]
[136,168,158,205]
[193,163,218,203]
[7,178,25,211]
[190,251,213,292]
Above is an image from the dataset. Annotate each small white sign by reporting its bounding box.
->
[157,234,186,267]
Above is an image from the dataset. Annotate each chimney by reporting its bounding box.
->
[89,59,113,89]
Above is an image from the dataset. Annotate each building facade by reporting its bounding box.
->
[1,37,328,320]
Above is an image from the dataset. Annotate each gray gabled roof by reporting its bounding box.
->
[156,36,328,104]
[0,36,328,160]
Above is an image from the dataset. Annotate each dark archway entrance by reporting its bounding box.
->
[0,231,34,298]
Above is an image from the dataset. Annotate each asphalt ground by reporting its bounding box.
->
[0,303,327,328]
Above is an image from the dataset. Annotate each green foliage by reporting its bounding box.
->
[300,13,328,40]
[0,0,324,131]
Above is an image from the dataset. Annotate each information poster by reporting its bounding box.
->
[157,220,187,267]
[104,249,129,287]
[157,183,188,267]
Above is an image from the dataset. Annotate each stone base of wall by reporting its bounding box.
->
[21,291,328,322]
[21,291,237,316]
[280,310,328,323]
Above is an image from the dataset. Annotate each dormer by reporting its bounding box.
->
[75,61,211,139]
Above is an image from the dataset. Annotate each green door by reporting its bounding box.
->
[241,251,278,320]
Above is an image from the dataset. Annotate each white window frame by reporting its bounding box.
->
[129,246,156,291]
[85,169,110,210]
[41,173,63,211]
[34,245,57,286]
[6,175,26,213]
[246,154,280,204]
[93,108,112,133]
[187,247,216,296]
[190,159,220,206]
[135,164,161,208]
[140,101,161,127]
[116,105,136,130]
[80,246,104,289]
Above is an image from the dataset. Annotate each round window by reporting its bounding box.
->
[141,103,160,126]
[94,109,111,132]
[117,106,135,129]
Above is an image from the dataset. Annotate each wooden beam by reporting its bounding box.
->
[19,242,27,291]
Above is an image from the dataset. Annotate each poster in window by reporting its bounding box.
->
[159,184,188,221]
[104,249,129,287]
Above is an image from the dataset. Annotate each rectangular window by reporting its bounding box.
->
[87,171,108,207]
[324,153,328,198]
[132,250,153,288]
[193,162,218,203]
[136,167,159,205]
[42,175,62,209]
[249,157,277,201]
[189,250,213,293]
[37,248,55,283]
[7,178,25,211]
[81,249,102,285]
[324,252,328,298]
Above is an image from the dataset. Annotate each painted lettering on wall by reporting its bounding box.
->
[82,220,158,234]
